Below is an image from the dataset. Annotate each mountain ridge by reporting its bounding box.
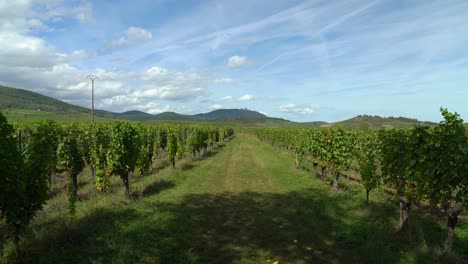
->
[0,85,440,128]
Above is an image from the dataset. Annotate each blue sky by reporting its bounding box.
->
[0,0,467,122]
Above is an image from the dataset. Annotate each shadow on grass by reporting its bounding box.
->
[180,162,196,171]
[153,158,172,172]
[16,189,463,264]
[142,180,176,197]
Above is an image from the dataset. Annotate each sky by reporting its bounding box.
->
[0,0,467,122]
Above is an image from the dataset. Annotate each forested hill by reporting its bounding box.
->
[0,85,112,117]
[330,114,438,129]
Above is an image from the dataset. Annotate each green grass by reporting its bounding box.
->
[1,134,466,263]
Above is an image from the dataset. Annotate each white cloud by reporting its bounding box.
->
[219,96,233,103]
[146,105,171,114]
[3,1,466,121]
[259,111,269,116]
[106,26,153,49]
[143,66,168,78]
[27,18,51,31]
[125,27,153,40]
[228,55,249,68]
[135,66,211,101]
[33,1,93,23]
[0,0,92,35]
[63,49,93,61]
[210,104,223,110]
[98,96,171,114]
[239,94,254,102]
[0,32,58,68]
[279,104,319,115]
[101,95,140,107]
[109,37,128,47]
[213,77,232,84]
[72,2,93,22]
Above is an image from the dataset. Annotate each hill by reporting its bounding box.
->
[331,115,438,129]
[117,109,289,123]
[0,85,442,128]
[0,85,283,124]
[0,85,113,117]
[300,121,328,126]
[194,109,268,122]
[113,110,156,121]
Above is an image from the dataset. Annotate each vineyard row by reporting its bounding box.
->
[0,112,234,254]
[255,108,467,256]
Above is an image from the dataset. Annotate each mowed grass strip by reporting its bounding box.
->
[0,134,466,263]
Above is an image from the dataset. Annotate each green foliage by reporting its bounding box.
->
[257,127,355,174]
[256,108,467,255]
[89,124,111,192]
[1,133,465,263]
[1,113,236,256]
[107,122,142,198]
[57,124,86,176]
[0,116,58,254]
[321,127,354,173]
[355,131,380,201]
[410,108,467,208]
[378,128,412,194]
[21,120,60,218]
[56,123,86,220]
[0,112,23,231]
[136,126,156,176]
[166,128,179,167]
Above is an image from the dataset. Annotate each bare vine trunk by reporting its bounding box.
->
[398,195,411,231]
[171,157,176,168]
[442,207,461,257]
[120,173,130,199]
[90,165,95,179]
[366,188,370,205]
[295,153,300,169]
[396,178,410,232]
[71,172,78,197]
[148,153,153,170]
[321,167,326,181]
[332,172,340,192]
[313,162,318,177]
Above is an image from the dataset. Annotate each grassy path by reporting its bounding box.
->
[1,134,466,263]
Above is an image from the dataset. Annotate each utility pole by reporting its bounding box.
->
[87,75,99,124]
